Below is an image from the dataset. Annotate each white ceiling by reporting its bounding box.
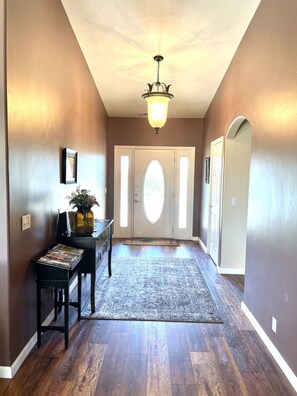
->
[61,0,261,118]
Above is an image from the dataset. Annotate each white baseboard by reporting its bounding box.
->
[0,366,11,379]
[217,266,245,275]
[192,236,198,241]
[197,237,207,252]
[0,309,55,379]
[241,302,297,393]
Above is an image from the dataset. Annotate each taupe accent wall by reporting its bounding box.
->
[201,0,297,375]
[107,117,203,237]
[0,0,10,367]
[0,0,107,366]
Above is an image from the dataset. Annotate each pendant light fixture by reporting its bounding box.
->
[142,55,174,134]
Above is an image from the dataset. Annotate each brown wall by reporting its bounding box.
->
[0,0,108,366]
[107,117,203,236]
[0,0,10,367]
[201,0,297,374]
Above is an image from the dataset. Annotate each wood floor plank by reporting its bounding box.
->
[184,323,209,352]
[206,336,249,396]
[122,353,148,396]
[242,371,288,396]
[95,331,129,395]
[240,329,294,396]
[171,383,199,396]
[215,282,253,331]
[51,322,94,381]
[35,379,73,396]
[166,323,196,386]
[220,324,262,375]
[147,322,172,396]
[127,321,149,355]
[89,320,113,345]
[190,351,221,395]
[70,343,107,395]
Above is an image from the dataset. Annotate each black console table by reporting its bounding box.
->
[34,245,85,349]
[58,219,114,313]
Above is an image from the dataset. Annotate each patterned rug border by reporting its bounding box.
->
[81,257,222,324]
[123,239,179,246]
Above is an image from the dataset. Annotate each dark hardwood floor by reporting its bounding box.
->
[0,240,295,395]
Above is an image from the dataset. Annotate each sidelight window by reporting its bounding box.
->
[178,156,188,229]
[120,155,129,227]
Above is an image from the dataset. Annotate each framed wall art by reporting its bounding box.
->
[205,156,210,184]
[62,148,77,184]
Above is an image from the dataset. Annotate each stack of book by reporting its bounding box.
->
[37,244,84,270]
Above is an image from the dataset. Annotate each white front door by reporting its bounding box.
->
[208,137,224,265]
[113,146,195,239]
[133,149,174,238]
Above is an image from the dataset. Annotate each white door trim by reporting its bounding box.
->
[114,145,195,239]
[207,136,224,265]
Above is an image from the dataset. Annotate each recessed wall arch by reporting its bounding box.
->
[219,116,252,275]
[226,115,248,139]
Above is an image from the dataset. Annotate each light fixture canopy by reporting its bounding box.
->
[142,55,174,134]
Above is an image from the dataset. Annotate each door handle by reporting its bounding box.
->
[134,199,140,203]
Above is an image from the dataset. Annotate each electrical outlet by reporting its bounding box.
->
[272,316,277,333]
[22,214,31,231]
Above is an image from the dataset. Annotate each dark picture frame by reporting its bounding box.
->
[205,156,210,184]
[62,148,78,184]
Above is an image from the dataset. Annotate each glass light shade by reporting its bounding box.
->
[145,95,171,131]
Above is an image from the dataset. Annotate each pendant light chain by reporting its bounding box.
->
[156,58,160,83]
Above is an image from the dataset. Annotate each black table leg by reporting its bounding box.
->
[58,289,63,313]
[108,236,112,277]
[54,287,58,321]
[64,286,69,349]
[37,283,42,348]
[77,272,81,321]
[91,271,95,313]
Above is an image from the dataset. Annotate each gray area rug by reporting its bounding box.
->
[81,257,222,323]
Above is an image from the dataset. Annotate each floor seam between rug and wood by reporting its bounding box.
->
[81,256,222,324]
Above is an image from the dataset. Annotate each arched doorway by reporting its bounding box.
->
[219,117,252,274]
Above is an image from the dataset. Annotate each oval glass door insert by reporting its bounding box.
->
[143,159,165,224]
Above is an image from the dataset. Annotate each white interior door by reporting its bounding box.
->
[208,137,224,265]
[133,149,174,238]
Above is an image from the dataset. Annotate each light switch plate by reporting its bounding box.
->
[22,214,31,231]
[231,197,237,206]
